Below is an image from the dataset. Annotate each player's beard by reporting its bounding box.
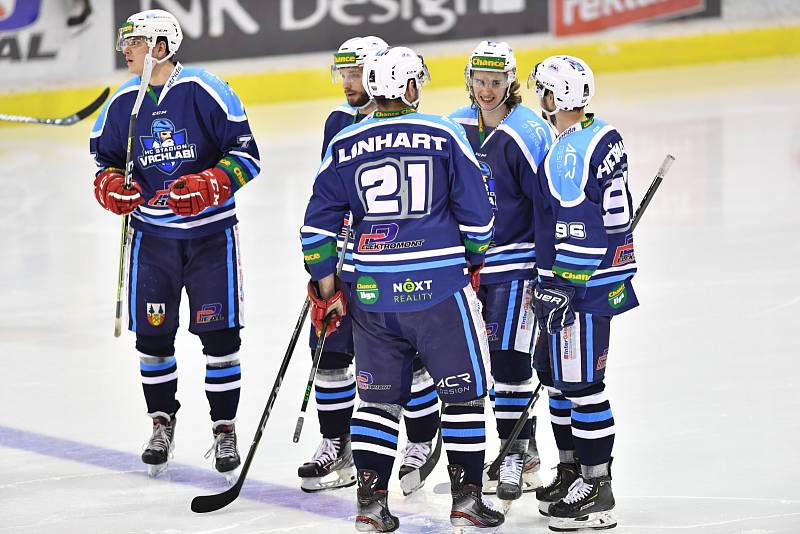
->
[348,91,371,109]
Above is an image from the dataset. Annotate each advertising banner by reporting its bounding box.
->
[0,0,114,91]
[112,0,549,65]
[551,0,719,37]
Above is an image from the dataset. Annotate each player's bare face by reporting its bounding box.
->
[340,66,370,108]
[471,71,508,111]
[122,37,148,75]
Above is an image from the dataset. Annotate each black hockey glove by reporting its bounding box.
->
[534,282,576,334]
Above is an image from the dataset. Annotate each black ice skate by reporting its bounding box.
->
[141,412,176,477]
[398,430,442,496]
[536,461,581,516]
[355,469,399,532]
[548,475,616,532]
[205,422,240,482]
[448,464,504,533]
[297,433,356,492]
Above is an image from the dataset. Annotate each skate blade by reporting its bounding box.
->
[146,463,168,478]
[522,470,543,492]
[301,466,356,493]
[548,510,617,532]
[399,469,425,496]
[451,523,500,534]
[539,500,552,517]
[219,468,238,486]
[497,498,514,514]
[481,477,498,495]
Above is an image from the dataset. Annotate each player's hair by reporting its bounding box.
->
[469,78,522,110]
[539,87,585,113]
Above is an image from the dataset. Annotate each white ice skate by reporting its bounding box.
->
[298,434,356,492]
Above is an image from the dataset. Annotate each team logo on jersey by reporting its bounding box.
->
[196,303,224,324]
[138,118,197,175]
[392,278,433,304]
[597,350,608,370]
[437,373,472,395]
[357,223,424,253]
[146,302,165,327]
[355,276,380,305]
[477,161,498,212]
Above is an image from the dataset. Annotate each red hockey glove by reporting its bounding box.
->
[307,280,347,337]
[468,262,484,292]
[167,167,231,217]
[93,168,144,215]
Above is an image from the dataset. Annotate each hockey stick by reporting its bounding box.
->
[0,87,110,126]
[293,216,353,443]
[190,216,352,513]
[631,154,675,232]
[486,153,675,479]
[114,57,155,337]
[191,296,311,513]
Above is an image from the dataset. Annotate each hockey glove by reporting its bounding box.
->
[533,282,576,334]
[468,262,484,293]
[93,168,144,215]
[307,280,347,337]
[167,167,231,217]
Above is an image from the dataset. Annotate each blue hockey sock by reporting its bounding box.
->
[442,399,486,487]
[315,367,356,438]
[351,403,401,491]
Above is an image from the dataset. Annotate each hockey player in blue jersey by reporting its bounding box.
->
[528,55,637,531]
[450,40,555,506]
[301,46,504,532]
[90,9,260,478]
[298,36,443,496]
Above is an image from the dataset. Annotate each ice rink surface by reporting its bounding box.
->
[1,57,799,533]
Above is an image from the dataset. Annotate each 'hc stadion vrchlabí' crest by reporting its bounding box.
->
[139,118,197,174]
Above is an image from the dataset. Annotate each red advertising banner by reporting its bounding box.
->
[552,0,706,36]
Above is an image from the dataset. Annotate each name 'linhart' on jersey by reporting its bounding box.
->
[337,131,448,163]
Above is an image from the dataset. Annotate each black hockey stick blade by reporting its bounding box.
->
[0,87,110,125]
[191,475,245,513]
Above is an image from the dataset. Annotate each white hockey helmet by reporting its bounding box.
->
[466,40,517,83]
[362,46,430,108]
[331,36,389,82]
[117,9,183,63]
[465,40,517,112]
[528,55,595,112]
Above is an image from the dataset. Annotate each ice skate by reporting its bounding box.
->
[482,434,542,496]
[204,421,240,483]
[355,469,399,532]
[141,412,175,477]
[448,464,504,533]
[548,475,616,532]
[496,452,524,508]
[398,431,442,496]
[536,461,581,516]
[297,433,356,492]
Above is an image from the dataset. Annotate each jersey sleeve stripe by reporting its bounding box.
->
[301,226,338,238]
